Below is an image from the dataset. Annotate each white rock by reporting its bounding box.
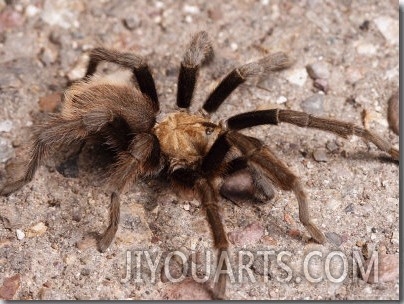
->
[183,4,200,14]
[0,137,14,163]
[0,120,13,132]
[285,68,308,86]
[325,199,341,211]
[67,54,89,81]
[356,42,378,55]
[16,229,25,240]
[374,16,399,45]
[41,0,82,29]
[26,222,48,237]
[25,4,41,17]
[276,95,287,104]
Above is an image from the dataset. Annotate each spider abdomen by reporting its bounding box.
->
[62,80,156,134]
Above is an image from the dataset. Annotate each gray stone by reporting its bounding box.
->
[0,120,13,133]
[301,93,324,115]
[306,61,330,79]
[0,137,14,163]
[313,148,329,162]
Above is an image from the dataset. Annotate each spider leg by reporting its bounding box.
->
[0,117,90,195]
[177,31,213,109]
[227,109,399,161]
[85,47,159,112]
[202,53,291,114]
[0,110,128,196]
[97,133,163,252]
[226,132,326,244]
[170,168,228,300]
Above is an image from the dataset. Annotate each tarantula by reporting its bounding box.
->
[0,31,399,299]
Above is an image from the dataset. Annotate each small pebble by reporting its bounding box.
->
[39,45,59,66]
[345,67,363,84]
[67,54,89,81]
[183,4,200,14]
[25,4,41,17]
[326,140,339,152]
[41,0,83,29]
[0,7,24,30]
[387,90,399,135]
[276,95,287,104]
[228,222,264,247]
[122,16,141,30]
[0,137,14,163]
[359,20,370,31]
[313,78,329,93]
[344,203,354,213]
[301,94,324,115]
[374,16,399,45]
[0,120,13,133]
[80,268,91,276]
[390,231,399,245]
[183,203,190,211]
[313,148,329,162]
[16,229,25,240]
[356,42,377,55]
[325,232,343,247]
[26,222,47,237]
[0,274,21,300]
[306,61,330,80]
[285,68,308,87]
[325,199,341,211]
[207,8,222,21]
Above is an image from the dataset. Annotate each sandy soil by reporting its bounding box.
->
[0,0,399,300]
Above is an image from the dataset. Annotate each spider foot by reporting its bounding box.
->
[305,222,326,244]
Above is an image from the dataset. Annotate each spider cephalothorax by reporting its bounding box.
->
[154,112,222,165]
[0,31,399,299]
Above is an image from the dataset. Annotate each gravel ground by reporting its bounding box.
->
[0,0,399,300]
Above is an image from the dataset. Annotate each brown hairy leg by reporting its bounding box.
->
[227,109,399,161]
[0,117,90,195]
[85,47,159,112]
[170,167,229,299]
[227,132,326,244]
[194,178,229,300]
[97,133,163,252]
[177,31,213,109]
[0,108,121,196]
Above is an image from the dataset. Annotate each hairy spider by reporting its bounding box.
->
[0,31,399,299]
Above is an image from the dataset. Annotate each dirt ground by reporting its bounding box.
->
[0,0,399,300]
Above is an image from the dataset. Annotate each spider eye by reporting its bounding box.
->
[205,127,214,135]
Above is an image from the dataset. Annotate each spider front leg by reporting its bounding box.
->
[226,132,326,244]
